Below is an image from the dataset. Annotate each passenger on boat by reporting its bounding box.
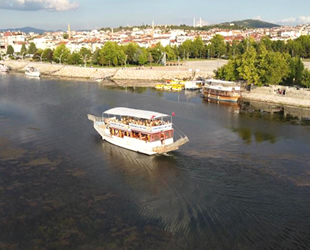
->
[109,117,170,127]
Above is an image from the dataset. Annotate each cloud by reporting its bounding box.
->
[253,16,262,20]
[278,16,310,24]
[0,0,79,11]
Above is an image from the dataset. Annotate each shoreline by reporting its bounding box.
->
[2,60,310,109]
[241,86,310,109]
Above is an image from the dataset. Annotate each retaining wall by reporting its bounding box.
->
[242,85,310,108]
[113,69,212,80]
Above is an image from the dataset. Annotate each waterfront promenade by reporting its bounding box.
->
[2,59,225,82]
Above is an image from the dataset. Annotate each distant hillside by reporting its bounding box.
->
[221,19,280,29]
[0,27,51,34]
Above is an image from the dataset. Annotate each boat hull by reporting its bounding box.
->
[205,94,239,103]
[93,123,170,155]
[25,71,40,77]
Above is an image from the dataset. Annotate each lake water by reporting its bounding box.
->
[1,73,310,250]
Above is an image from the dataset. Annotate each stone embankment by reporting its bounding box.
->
[4,60,212,81]
[113,68,211,81]
[4,60,117,80]
[242,85,310,108]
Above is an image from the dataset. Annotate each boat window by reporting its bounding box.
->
[165,130,173,139]
[151,133,160,142]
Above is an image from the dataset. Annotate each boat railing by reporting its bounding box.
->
[107,121,173,133]
[110,121,129,130]
[172,123,187,140]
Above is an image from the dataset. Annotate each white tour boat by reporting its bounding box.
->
[202,79,241,102]
[25,66,40,77]
[0,63,9,72]
[88,107,189,155]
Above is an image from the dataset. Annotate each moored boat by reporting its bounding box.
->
[202,79,241,103]
[184,80,204,90]
[25,66,40,77]
[171,84,183,91]
[88,107,189,155]
[0,63,9,72]
[155,84,165,90]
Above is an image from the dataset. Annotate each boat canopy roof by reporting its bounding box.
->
[104,107,170,120]
[206,79,239,86]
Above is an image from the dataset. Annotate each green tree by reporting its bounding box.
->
[302,69,310,88]
[147,43,165,64]
[210,34,226,58]
[42,48,53,62]
[20,43,27,56]
[165,45,176,60]
[124,43,139,64]
[6,45,14,55]
[99,42,125,66]
[295,35,310,58]
[33,49,44,62]
[191,36,205,58]
[259,36,273,51]
[286,56,304,85]
[133,48,148,65]
[238,47,260,85]
[148,52,153,66]
[179,39,192,59]
[215,58,240,81]
[53,44,71,64]
[287,39,302,57]
[79,47,92,67]
[92,48,100,65]
[264,52,290,85]
[28,42,37,54]
[68,52,81,65]
[272,40,286,53]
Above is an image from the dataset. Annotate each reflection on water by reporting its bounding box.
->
[232,127,277,144]
[240,100,310,125]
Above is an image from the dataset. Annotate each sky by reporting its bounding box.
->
[1,0,310,31]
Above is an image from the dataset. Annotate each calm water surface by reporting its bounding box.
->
[1,73,310,250]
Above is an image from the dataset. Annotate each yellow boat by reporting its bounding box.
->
[172,85,183,91]
[155,84,165,90]
[171,83,184,91]
[163,84,173,90]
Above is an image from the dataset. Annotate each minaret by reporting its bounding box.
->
[152,20,154,38]
[193,18,196,28]
[200,17,202,27]
[68,23,71,39]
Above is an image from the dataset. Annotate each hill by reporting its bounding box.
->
[221,19,280,29]
[0,27,51,34]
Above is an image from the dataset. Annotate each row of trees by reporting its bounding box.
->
[6,34,310,64]
[4,36,226,66]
